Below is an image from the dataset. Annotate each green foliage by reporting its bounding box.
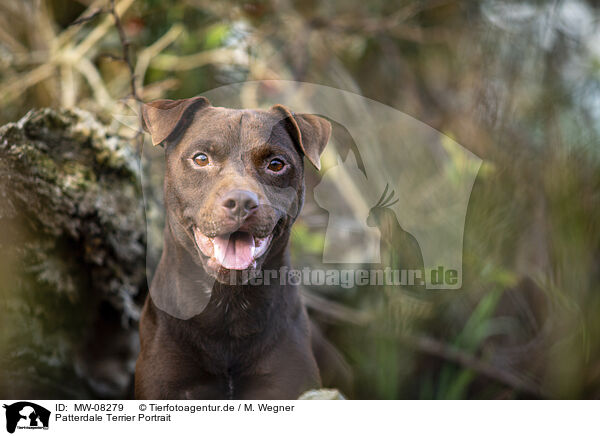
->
[1,0,600,399]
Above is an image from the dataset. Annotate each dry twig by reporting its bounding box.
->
[108,0,143,154]
[301,287,546,398]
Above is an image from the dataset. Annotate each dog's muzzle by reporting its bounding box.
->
[193,227,272,270]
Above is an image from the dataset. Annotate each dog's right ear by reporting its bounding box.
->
[141,96,211,146]
[270,104,331,171]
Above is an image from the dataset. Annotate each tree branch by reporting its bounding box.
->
[108,0,143,154]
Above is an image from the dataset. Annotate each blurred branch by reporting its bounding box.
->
[96,52,126,62]
[72,0,135,59]
[0,64,55,104]
[311,0,455,43]
[135,24,185,99]
[55,0,109,47]
[150,48,249,71]
[0,0,281,119]
[69,7,105,26]
[141,78,181,100]
[399,334,546,398]
[108,0,139,102]
[301,287,373,325]
[107,0,145,155]
[60,64,77,107]
[302,287,546,398]
[74,57,113,107]
[0,19,26,52]
[0,0,135,107]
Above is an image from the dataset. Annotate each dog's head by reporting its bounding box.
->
[142,97,330,284]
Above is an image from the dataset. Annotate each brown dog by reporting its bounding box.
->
[135,96,352,399]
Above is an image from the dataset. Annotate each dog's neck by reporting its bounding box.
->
[150,218,300,337]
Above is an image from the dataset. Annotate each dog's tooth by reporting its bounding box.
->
[193,226,214,257]
[252,235,272,259]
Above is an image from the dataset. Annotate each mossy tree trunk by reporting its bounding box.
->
[0,108,147,399]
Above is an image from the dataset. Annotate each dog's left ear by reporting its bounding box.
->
[142,96,211,146]
[271,104,331,170]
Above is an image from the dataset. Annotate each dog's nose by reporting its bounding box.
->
[221,189,259,220]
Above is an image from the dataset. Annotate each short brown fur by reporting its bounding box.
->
[135,98,352,400]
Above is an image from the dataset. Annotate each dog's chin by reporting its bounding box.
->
[192,226,273,284]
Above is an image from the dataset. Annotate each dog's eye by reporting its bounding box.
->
[267,158,285,172]
[193,153,209,167]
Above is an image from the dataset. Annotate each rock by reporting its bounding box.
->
[298,389,346,400]
[0,108,147,399]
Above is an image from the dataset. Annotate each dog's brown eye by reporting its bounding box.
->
[193,153,209,167]
[267,158,285,172]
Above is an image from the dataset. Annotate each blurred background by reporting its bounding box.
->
[0,0,599,399]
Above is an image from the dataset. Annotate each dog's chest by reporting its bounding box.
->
[194,332,269,377]
[189,304,278,374]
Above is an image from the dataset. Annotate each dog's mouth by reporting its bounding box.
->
[192,226,272,271]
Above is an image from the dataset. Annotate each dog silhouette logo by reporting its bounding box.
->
[3,402,50,433]
[367,183,424,274]
[314,151,381,264]
[139,81,483,308]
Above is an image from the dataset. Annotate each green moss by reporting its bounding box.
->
[0,108,146,399]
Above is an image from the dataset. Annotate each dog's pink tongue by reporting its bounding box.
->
[213,232,255,270]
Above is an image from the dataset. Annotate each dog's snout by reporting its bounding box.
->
[221,189,259,220]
